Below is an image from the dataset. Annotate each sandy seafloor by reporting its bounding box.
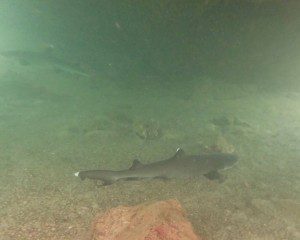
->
[0,55,299,240]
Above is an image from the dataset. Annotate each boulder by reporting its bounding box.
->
[91,199,201,240]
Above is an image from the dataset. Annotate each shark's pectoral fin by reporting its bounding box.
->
[129,159,144,170]
[204,171,222,180]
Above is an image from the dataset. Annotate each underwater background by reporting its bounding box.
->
[0,0,299,239]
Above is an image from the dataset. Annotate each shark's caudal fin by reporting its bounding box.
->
[74,171,85,180]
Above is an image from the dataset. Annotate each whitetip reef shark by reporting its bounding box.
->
[0,48,89,77]
[74,148,238,186]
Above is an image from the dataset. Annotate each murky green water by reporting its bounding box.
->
[0,1,299,239]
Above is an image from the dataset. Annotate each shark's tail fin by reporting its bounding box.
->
[74,171,86,180]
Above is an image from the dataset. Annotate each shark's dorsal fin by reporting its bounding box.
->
[42,44,55,56]
[173,148,186,159]
[129,159,144,170]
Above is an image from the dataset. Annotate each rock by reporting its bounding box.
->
[133,118,161,140]
[90,199,201,240]
[203,135,235,154]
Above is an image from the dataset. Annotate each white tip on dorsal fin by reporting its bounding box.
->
[174,147,185,159]
[74,172,79,177]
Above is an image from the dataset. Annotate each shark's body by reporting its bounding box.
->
[0,49,89,77]
[75,148,238,185]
